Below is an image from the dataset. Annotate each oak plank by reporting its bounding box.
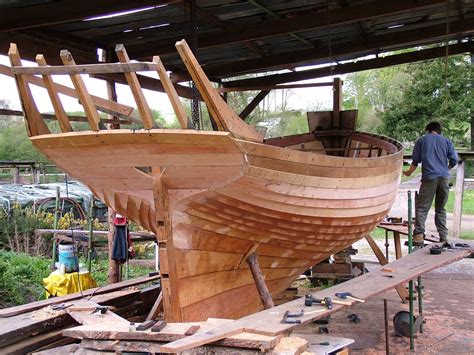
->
[8,43,50,136]
[60,50,100,131]
[153,56,189,129]
[116,44,155,129]
[35,54,72,133]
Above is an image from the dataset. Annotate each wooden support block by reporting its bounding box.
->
[8,43,50,136]
[116,44,155,129]
[136,320,156,331]
[151,320,167,333]
[271,336,308,355]
[365,235,408,303]
[393,231,402,259]
[184,325,200,336]
[35,54,72,133]
[60,50,101,131]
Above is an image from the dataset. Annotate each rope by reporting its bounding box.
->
[326,0,334,78]
[189,0,200,129]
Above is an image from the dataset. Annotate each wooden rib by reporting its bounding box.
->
[35,54,72,133]
[0,64,134,119]
[115,44,155,129]
[60,50,100,131]
[7,43,50,136]
[175,39,262,142]
[153,56,189,129]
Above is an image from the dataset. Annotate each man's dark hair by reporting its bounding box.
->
[425,121,442,133]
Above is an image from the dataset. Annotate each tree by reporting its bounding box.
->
[344,52,471,145]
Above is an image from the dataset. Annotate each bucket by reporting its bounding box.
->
[58,242,79,273]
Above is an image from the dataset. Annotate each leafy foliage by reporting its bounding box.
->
[344,53,471,145]
[0,250,51,307]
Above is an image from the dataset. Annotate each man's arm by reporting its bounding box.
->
[404,138,421,177]
[447,140,458,169]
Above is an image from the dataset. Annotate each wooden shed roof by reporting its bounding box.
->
[0,0,472,83]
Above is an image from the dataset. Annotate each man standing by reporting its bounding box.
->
[403,121,458,245]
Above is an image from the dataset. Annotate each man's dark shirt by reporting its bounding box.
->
[411,133,458,180]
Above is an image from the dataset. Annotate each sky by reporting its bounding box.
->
[0,54,338,123]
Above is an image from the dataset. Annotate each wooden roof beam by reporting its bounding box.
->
[224,42,471,88]
[0,0,174,32]
[126,0,448,58]
[210,19,473,78]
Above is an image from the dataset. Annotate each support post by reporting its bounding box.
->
[51,186,60,269]
[87,197,94,273]
[246,252,274,309]
[384,299,389,355]
[239,90,270,120]
[407,190,415,351]
[452,160,465,238]
[332,77,342,129]
[365,234,408,302]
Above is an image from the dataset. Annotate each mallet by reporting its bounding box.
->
[335,292,365,303]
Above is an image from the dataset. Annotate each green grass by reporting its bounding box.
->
[460,231,474,240]
[441,190,474,215]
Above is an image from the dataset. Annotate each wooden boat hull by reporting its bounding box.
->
[31,129,403,321]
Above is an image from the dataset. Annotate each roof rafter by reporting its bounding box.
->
[126,0,448,58]
[205,19,473,78]
[223,42,471,87]
[0,0,179,32]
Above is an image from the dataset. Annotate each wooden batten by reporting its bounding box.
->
[7,43,50,136]
[35,54,72,133]
[151,167,182,322]
[153,55,189,129]
[175,39,263,143]
[60,50,101,131]
[0,64,135,119]
[115,44,155,130]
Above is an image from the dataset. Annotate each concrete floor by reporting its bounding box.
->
[295,258,474,354]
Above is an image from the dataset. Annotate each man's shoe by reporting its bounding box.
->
[412,233,424,246]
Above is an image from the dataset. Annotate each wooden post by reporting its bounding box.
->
[365,235,408,303]
[452,160,465,238]
[246,252,274,309]
[332,77,342,129]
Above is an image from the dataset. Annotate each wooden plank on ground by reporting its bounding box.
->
[146,291,163,321]
[160,241,472,352]
[8,43,50,136]
[0,274,160,318]
[365,234,409,302]
[64,321,280,350]
[60,50,100,131]
[115,44,155,129]
[36,54,72,133]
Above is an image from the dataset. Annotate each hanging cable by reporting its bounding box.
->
[189,0,200,129]
[326,0,334,79]
[444,0,451,89]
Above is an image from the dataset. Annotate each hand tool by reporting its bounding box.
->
[51,303,73,311]
[347,313,360,323]
[335,292,365,303]
[281,310,304,324]
[305,294,350,308]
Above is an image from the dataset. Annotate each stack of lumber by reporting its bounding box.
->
[0,274,160,354]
